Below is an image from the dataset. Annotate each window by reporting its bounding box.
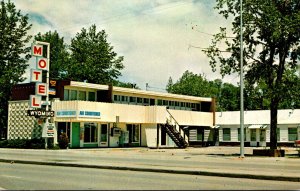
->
[180,102,185,107]
[70,90,77,100]
[78,91,86,101]
[129,97,136,103]
[64,89,69,100]
[144,98,150,104]
[127,124,140,143]
[121,96,128,102]
[186,103,191,108]
[137,97,143,104]
[191,103,196,109]
[157,99,162,105]
[88,92,96,101]
[84,123,97,143]
[163,100,168,106]
[277,128,280,141]
[238,128,246,141]
[114,95,119,101]
[175,101,179,107]
[288,128,298,141]
[169,101,175,106]
[223,128,231,141]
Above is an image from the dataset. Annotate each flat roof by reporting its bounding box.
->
[216,109,300,125]
[70,81,212,102]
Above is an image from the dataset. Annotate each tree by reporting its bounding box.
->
[204,0,300,149]
[34,31,70,79]
[112,80,140,89]
[166,70,240,111]
[68,24,124,84]
[0,0,32,138]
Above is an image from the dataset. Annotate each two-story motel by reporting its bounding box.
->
[7,80,216,148]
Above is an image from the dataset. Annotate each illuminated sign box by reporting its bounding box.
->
[56,110,77,117]
[79,111,101,118]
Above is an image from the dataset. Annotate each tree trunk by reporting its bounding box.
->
[270,97,279,150]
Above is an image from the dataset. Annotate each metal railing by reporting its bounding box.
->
[166,108,189,145]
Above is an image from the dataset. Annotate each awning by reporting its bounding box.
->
[211,125,220,129]
[248,124,267,129]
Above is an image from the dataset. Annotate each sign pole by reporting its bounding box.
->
[35,41,50,149]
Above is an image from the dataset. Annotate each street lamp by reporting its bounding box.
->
[240,0,245,158]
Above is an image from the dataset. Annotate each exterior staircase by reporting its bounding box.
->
[164,109,189,148]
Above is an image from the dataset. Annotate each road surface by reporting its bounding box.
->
[0,163,299,190]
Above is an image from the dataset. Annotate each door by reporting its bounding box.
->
[259,129,266,147]
[71,122,80,148]
[99,124,108,147]
[161,125,166,145]
[250,129,257,147]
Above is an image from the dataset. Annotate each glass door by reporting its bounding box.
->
[99,124,108,147]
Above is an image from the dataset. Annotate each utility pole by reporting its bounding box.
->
[240,0,245,158]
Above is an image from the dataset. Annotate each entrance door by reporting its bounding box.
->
[259,129,266,147]
[161,125,166,145]
[250,129,257,147]
[99,124,108,147]
[71,122,80,148]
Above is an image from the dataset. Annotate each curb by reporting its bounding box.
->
[0,158,299,182]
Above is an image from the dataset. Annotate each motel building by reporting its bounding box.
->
[215,110,300,147]
[7,79,300,149]
[7,80,216,148]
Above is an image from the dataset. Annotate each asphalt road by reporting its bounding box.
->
[0,148,299,177]
[0,163,300,190]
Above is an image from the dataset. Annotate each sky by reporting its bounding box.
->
[12,0,238,91]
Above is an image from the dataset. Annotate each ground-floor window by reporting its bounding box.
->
[84,122,98,143]
[189,128,203,141]
[277,128,280,141]
[222,128,231,141]
[288,128,298,141]
[127,124,140,143]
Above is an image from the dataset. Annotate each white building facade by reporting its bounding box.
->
[216,110,300,147]
[8,80,216,148]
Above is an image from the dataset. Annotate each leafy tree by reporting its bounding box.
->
[34,31,70,79]
[0,0,32,138]
[166,71,213,97]
[166,70,240,111]
[112,80,140,89]
[218,82,240,111]
[68,24,124,84]
[204,0,300,149]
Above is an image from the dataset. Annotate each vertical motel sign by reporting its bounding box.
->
[29,42,49,108]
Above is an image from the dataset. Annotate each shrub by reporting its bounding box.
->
[0,138,45,149]
[29,138,45,149]
[58,133,69,149]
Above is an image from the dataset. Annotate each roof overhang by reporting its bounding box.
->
[248,124,267,129]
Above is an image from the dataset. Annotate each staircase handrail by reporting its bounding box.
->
[166,108,188,145]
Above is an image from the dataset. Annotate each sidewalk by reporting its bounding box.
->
[0,146,299,182]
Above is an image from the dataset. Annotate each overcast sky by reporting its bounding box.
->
[12,0,238,91]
